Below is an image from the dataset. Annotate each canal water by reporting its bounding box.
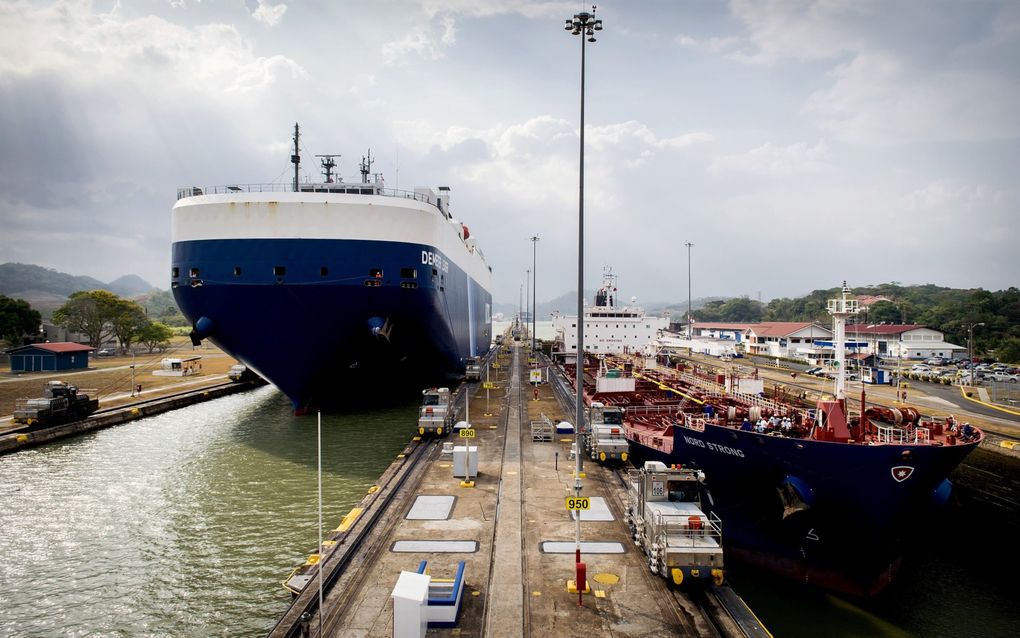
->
[1,386,1017,636]
[0,385,417,637]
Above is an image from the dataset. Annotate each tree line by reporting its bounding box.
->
[691,284,1020,363]
[0,291,174,353]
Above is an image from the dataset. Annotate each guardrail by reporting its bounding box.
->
[176,183,437,205]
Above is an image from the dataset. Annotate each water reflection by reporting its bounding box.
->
[0,386,417,636]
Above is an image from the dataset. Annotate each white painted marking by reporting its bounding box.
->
[391,540,478,553]
[540,541,626,554]
[406,495,456,520]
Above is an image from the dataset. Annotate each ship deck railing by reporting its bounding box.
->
[176,183,441,208]
[875,423,931,445]
[677,371,805,419]
[624,404,686,417]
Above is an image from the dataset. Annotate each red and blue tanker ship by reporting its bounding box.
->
[559,283,982,596]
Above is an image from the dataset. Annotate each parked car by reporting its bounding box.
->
[911,364,931,373]
[96,349,113,357]
[988,371,1020,383]
[925,357,946,366]
[804,367,823,375]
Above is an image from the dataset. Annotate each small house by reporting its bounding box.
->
[6,342,93,372]
[152,356,202,377]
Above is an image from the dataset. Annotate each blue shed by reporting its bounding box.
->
[6,343,94,372]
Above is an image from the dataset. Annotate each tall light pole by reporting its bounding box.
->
[531,235,539,351]
[968,322,985,370]
[565,5,602,585]
[519,284,523,328]
[685,241,694,338]
[526,269,530,344]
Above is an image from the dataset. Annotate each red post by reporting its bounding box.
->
[576,561,587,606]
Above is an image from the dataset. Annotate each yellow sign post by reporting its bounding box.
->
[565,496,591,511]
[459,428,476,439]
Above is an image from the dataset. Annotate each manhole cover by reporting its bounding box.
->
[593,573,620,585]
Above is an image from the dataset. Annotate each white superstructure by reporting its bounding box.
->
[552,269,668,355]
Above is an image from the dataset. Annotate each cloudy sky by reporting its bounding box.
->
[1,0,1017,308]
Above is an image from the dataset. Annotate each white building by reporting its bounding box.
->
[744,322,833,358]
[843,324,965,360]
[552,270,668,355]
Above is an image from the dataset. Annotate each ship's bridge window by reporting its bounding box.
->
[400,268,417,279]
[189,268,200,278]
[274,266,286,276]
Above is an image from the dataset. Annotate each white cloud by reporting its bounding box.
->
[587,121,713,151]
[392,115,711,212]
[382,16,458,65]
[420,0,576,19]
[252,1,287,27]
[0,1,305,94]
[805,52,1020,144]
[726,0,872,64]
[708,141,828,176]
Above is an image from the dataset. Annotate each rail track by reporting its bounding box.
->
[267,434,438,638]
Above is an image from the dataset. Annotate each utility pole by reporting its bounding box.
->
[968,322,985,371]
[565,4,602,596]
[526,269,530,345]
[531,235,540,351]
[685,241,694,338]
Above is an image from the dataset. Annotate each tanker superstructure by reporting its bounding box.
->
[171,125,492,411]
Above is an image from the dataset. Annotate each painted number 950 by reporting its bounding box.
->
[565,497,590,511]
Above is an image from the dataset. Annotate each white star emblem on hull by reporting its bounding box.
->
[891,465,915,482]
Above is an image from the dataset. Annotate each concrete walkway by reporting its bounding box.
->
[483,345,525,636]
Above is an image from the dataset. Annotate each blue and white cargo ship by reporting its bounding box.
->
[171,125,492,412]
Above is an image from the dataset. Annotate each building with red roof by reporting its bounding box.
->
[5,342,93,372]
[743,322,833,357]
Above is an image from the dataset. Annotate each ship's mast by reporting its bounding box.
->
[316,155,340,183]
[291,122,301,192]
[826,281,859,400]
[360,150,374,184]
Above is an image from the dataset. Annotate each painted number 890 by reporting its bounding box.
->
[565,497,591,511]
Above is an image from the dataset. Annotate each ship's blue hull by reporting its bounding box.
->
[626,424,978,595]
[172,238,491,410]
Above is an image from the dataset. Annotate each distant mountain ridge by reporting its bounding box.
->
[0,263,156,314]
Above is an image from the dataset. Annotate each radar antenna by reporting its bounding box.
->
[316,155,341,183]
[360,150,374,184]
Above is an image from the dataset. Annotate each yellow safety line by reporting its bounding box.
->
[959,386,1020,416]
[632,372,705,405]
